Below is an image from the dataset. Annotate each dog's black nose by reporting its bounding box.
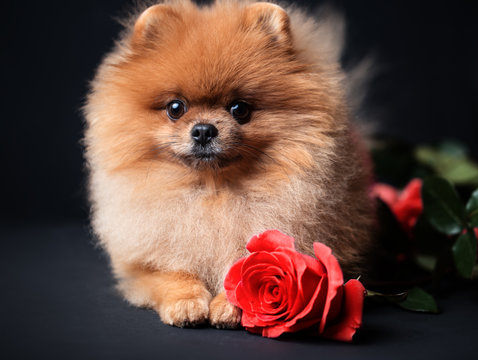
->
[191,124,218,146]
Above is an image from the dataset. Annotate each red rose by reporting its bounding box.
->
[372,178,423,234]
[224,230,365,341]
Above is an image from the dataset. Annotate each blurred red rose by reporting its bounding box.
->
[224,230,365,341]
[372,179,423,234]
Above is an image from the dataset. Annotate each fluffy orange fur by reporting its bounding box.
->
[84,0,374,328]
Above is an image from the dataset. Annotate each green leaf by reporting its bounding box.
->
[415,146,441,169]
[470,214,478,228]
[466,189,478,227]
[452,232,477,279]
[415,145,478,186]
[467,189,478,212]
[438,140,468,157]
[442,160,478,186]
[395,287,438,313]
[422,176,467,235]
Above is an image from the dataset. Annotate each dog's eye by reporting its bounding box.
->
[229,101,251,125]
[166,100,187,121]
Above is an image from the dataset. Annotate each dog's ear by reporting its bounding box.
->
[132,4,182,47]
[242,2,291,45]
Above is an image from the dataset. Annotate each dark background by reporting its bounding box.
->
[1,1,478,359]
[1,0,477,225]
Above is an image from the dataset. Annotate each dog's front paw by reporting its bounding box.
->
[209,292,241,329]
[158,291,211,327]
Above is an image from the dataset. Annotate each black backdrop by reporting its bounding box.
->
[2,0,477,225]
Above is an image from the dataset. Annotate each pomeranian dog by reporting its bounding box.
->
[84,0,374,328]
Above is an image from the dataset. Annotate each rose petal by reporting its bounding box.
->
[279,317,324,336]
[242,252,288,277]
[243,250,284,266]
[271,249,306,313]
[255,311,288,323]
[261,324,289,338]
[301,252,326,276]
[393,179,423,233]
[246,230,296,253]
[224,257,246,306]
[237,253,287,314]
[313,242,345,333]
[262,282,281,305]
[246,249,303,319]
[268,254,328,333]
[321,280,366,342]
[285,270,327,326]
[282,252,326,323]
[242,311,269,328]
[257,277,288,315]
[242,308,285,328]
[398,178,422,203]
[242,324,263,335]
[255,277,290,320]
[260,316,316,338]
[243,266,284,298]
[260,279,282,309]
[236,274,275,314]
[250,278,328,339]
[371,183,399,207]
[293,253,325,307]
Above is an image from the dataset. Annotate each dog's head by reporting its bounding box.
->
[85,0,346,183]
